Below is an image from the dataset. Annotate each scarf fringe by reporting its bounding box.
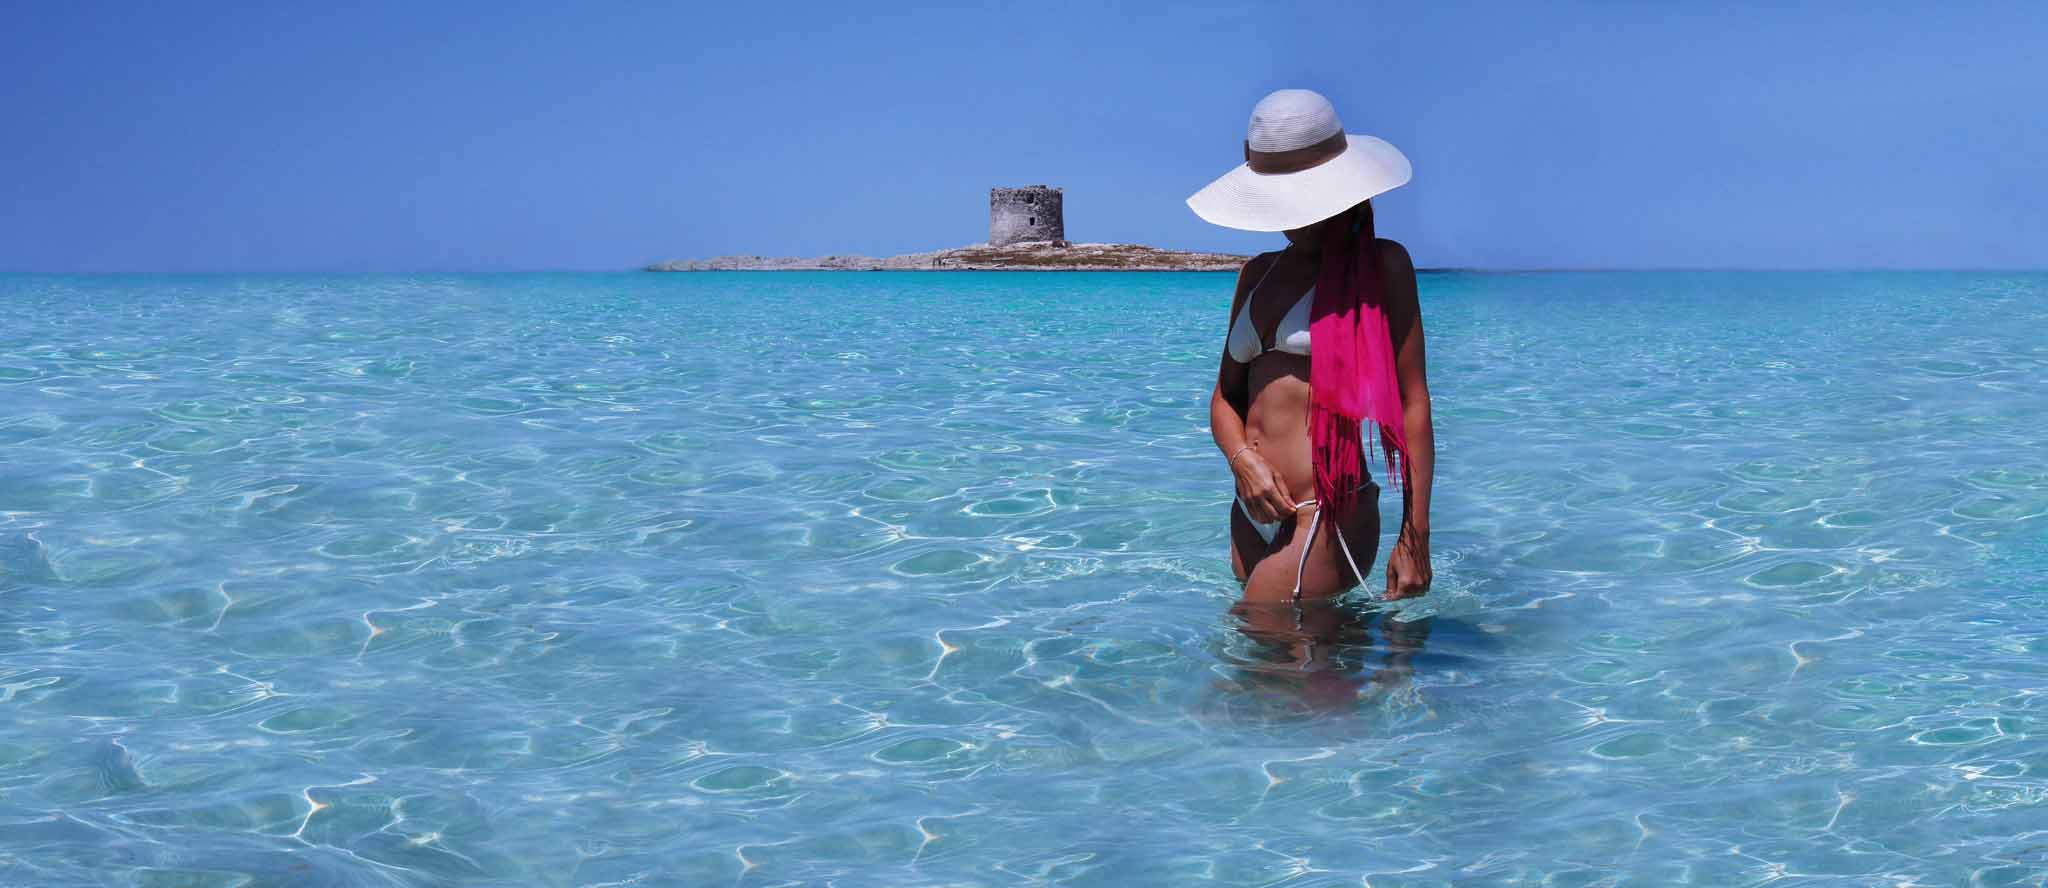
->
[1310,409,1406,525]
[1309,404,1363,522]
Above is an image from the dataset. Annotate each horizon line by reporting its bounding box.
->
[5,266,2048,275]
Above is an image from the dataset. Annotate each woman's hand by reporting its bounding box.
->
[1385,526,1432,599]
[1230,448,1297,524]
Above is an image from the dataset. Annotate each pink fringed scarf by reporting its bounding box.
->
[1308,208,1407,523]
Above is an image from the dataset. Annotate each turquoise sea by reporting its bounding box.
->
[1,271,2044,886]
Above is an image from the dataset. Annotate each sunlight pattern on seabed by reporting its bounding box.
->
[0,270,2043,885]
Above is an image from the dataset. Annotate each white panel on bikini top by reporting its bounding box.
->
[1226,287,1313,363]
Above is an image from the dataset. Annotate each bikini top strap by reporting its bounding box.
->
[1247,251,1282,298]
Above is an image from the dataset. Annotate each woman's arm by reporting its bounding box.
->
[1212,254,1294,523]
[1379,240,1434,599]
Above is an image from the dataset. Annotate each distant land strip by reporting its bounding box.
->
[645,242,1248,272]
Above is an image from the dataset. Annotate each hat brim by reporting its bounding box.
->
[1185,134,1412,232]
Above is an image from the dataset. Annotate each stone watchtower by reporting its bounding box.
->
[988,186,1065,247]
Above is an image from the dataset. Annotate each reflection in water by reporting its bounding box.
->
[1222,596,1434,713]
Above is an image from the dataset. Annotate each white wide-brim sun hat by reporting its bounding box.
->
[1186,89,1412,232]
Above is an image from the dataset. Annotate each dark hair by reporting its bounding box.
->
[1348,200,1375,241]
[1323,199,1375,256]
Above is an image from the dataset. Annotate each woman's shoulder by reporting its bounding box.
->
[1372,238,1415,275]
[1238,250,1282,277]
[1373,238,1421,319]
[1231,251,1282,300]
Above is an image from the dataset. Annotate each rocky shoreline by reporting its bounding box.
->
[644,241,1247,272]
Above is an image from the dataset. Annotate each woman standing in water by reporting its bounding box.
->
[1188,88,1435,608]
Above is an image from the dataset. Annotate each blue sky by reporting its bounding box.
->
[4,1,2043,271]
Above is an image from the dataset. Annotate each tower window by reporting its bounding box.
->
[1029,217,1036,226]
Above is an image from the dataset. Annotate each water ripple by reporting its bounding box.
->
[0,271,2043,885]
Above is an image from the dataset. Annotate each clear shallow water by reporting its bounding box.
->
[0,270,2043,886]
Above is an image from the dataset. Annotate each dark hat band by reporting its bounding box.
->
[1244,131,1348,175]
